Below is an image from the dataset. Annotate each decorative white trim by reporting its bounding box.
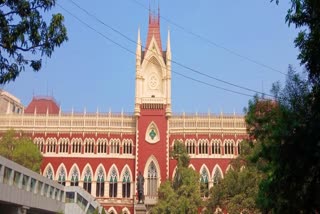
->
[107,207,117,214]
[199,164,210,181]
[43,163,54,179]
[145,121,160,144]
[122,207,131,214]
[212,164,224,179]
[94,164,106,179]
[68,164,80,181]
[81,163,93,181]
[56,163,67,180]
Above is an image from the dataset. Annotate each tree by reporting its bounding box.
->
[0,0,68,84]
[152,141,202,214]
[0,129,42,172]
[245,65,320,212]
[206,141,263,214]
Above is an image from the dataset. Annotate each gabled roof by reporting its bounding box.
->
[25,96,59,115]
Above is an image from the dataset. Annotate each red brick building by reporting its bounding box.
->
[0,9,247,214]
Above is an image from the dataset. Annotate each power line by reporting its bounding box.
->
[65,0,274,97]
[130,0,287,76]
[57,3,269,98]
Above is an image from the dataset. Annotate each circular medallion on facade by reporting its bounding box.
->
[148,74,159,89]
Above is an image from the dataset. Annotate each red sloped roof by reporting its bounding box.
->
[145,14,162,52]
[25,97,60,114]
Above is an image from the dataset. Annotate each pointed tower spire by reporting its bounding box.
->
[145,0,162,52]
[136,27,142,65]
[166,28,171,60]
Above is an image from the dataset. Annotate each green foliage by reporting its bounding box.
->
[0,0,68,84]
[0,129,42,172]
[152,140,202,214]
[245,66,320,212]
[206,141,262,214]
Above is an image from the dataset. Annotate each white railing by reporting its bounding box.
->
[0,112,136,134]
[169,113,247,134]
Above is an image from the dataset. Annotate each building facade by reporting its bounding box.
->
[0,10,247,214]
[0,89,24,114]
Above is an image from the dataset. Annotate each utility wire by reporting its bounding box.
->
[57,3,269,98]
[65,0,274,98]
[130,0,287,76]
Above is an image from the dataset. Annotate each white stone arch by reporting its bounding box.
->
[33,137,45,144]
[211,139,222,155]
[45,137,57,145]
[144,155,161,180]
[199,164,210,181]
[96,138,108,153]
[199,164,210,197]
[120,165,133,198]
[71,138,82,153]
[145,121,160,144]
[142,53,167,79]
[223,139,235,146]
[83,138,95,153]
[198,139,209,154]
[212,164,224,180]
[81,163,93,181]
[185,139,196,154]
[144,155,161,196]
[71,138,83,145]
[107,207,118,214]
[94,164,106,179]
[110,138,120,154]
[235,139,243,146]
[55,163,67,181]
[226,164,234,173]
[171,139,183,147]
[121,207,131,214]
[188,164,196,170]
[120,165,133,182]
[68,164,80,181]
[58,138,69,153]
[171,166,178,180]
[107,164,120,180]
[223,139,235,155]
[46,137,57,153]
[96,138,108,145]
[34,137,45,152]
[43,163,54,180]
[122,139,133,154]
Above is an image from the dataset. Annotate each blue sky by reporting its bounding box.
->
[2,0,300,114]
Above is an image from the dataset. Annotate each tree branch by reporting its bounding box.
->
[13,44,42,52]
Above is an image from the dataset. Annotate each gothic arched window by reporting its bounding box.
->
[83,167,92,193]
[58,167,66,186]
[109,167,118,198]
[97,139,107,154]
[147,161,158,196]
[213,167,222,185]
[45,166,53,180]
[96,167,105,197]
[122,168,131,198]
[110,139,120,154]
[212,140,221,154]
[200,168,209,197]
[70,167,79,186]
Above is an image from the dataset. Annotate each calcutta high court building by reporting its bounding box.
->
[0,7,247,214]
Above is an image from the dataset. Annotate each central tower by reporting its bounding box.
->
[134,5,172,204]
[134,6,171,117]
